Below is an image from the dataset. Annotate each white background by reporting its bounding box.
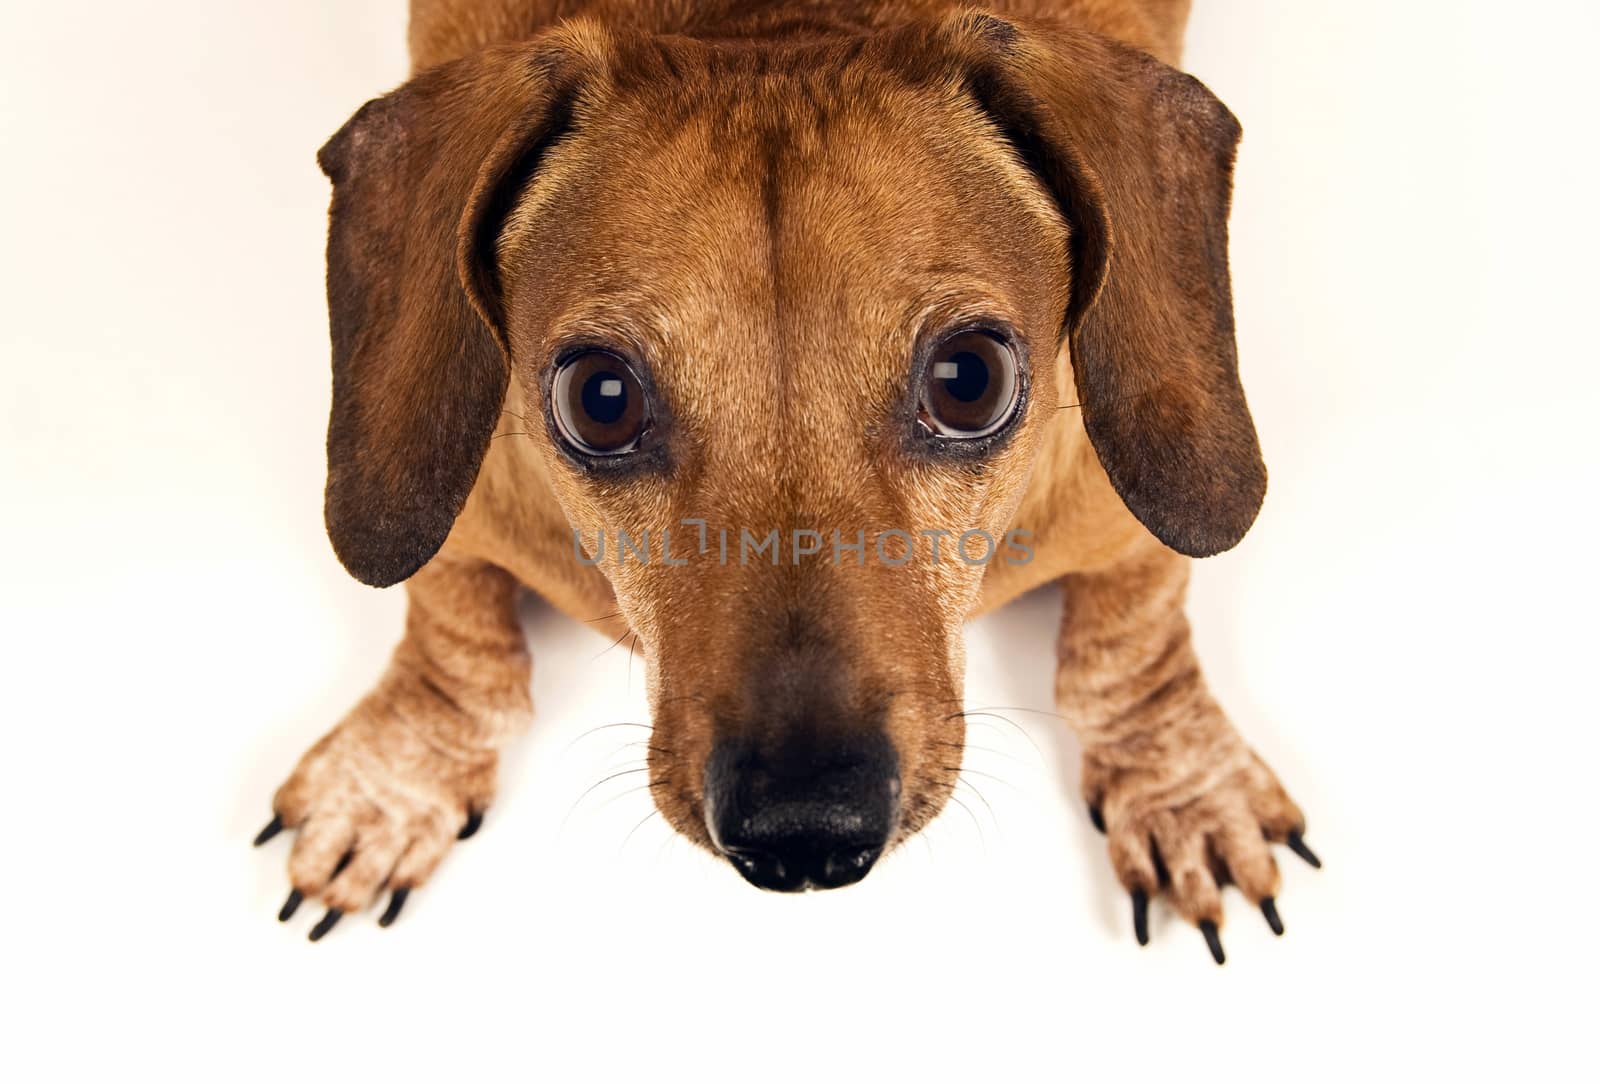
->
[3,1,1596,1079]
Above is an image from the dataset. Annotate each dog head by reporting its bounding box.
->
[316,14,1261,889]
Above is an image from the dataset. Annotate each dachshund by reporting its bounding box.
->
[253,0,1318,964]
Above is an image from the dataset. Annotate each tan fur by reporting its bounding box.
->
[265,0,1307,944]
[273,554,530,908]
[1057,544,1302,921]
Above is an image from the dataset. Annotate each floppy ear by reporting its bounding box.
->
[317,42,586,586]
[947,16,1266,557]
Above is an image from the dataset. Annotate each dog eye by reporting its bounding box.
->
[918,331,1019,439]
[551,351,650,456]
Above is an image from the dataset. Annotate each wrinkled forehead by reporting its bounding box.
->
[497,53,1068,407]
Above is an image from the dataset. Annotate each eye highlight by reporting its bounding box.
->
[917,330,1020,439]
[551,350,651,457]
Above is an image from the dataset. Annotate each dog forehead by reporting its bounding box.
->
[498,49,1066,447]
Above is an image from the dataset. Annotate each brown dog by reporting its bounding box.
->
[255,0,1318,963]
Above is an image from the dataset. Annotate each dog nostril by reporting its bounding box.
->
[726,848,797,891]
[820,846,882,887]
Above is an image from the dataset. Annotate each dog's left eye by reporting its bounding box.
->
[918,331,1020,439]
[551,351,651,456]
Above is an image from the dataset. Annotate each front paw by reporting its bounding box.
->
[1084,744,1318,964]
[252,697,497,940]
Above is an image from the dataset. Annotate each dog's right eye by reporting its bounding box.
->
[551,351,651,457]
[917,330,1020,440]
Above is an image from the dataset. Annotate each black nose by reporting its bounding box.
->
[704,733,899,892]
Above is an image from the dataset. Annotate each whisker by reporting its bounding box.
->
[947,710,1046,762]
[953,776,998,827]
[655,820,683,865]
[968,704,1069,723]
[930,739,1026,765]
[945,793,985,850]
[561,721,653,755]
[593,628,634,661]
[941,764,1021,792]
[1053,386,1159,415]
[619,807,663,854]
[614,740,679,759]
[592,779,668,816]
[560,766,651,831]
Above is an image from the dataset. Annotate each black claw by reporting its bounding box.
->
[1199,919,1226,965]
[1088,804,1106,834]
[1131,888,1150,947]
[277,888,303,922]
[1260,897,1284,936]
[458,809,484,840]
[308,908,343,942]
[378,887,410,928]
[1286,830,1322,870]
[253,815,284,847]
[330,849,354,879]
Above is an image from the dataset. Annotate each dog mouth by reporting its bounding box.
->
[702,733,902,892]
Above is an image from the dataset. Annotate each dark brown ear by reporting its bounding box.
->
[317,41,586,586]
[943,15,1266,557]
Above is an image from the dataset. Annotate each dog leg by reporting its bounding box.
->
[256,552,531,938]
[1056,546,1315,963]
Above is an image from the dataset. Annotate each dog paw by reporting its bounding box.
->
[1083,746,1318,964]
[252,700,497,940]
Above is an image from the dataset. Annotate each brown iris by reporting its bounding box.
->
[918,331,1019,438]
[551,351,649,456]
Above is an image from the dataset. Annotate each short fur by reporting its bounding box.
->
[262,0,1309,951]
